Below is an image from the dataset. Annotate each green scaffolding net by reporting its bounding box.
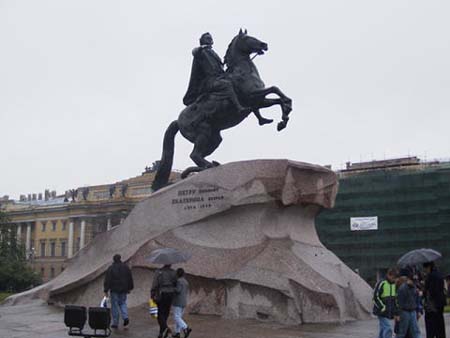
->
[316,163,450,286]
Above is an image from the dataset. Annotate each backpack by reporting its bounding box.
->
[151,271,162,303]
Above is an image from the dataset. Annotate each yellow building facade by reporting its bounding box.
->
[1,169,178,282]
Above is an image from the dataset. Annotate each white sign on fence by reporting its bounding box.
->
[350,216,378,231]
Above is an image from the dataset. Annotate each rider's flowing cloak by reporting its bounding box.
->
[183,46,224,106]
[183,49,203,106]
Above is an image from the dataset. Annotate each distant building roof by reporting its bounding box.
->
[343,156,421,172]
[2,168,180,212]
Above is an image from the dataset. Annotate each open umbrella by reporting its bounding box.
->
[145,248,191,265]
[397,248,442,267]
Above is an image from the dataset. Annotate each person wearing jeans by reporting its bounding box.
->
[110,292,129,328]
[397,311,422,338]
[373,269,399,338]
[103,254,134,329]
[173,306,187,336]
[396,270,422,338]
[378,316,394,338]
[172,268,192,338]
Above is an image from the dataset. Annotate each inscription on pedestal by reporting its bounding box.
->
[171,187,225,211]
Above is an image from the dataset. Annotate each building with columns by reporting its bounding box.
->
[0,169,179,282]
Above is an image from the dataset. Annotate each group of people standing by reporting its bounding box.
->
[103,255,191,338]
[373,262,447,338]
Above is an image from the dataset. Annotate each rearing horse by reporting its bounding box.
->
[152,30,292,191]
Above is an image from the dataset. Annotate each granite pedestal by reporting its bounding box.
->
[6,160,372,324]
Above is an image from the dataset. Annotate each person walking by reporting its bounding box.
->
[172,268,192,338]
[103,254,134,329]
[396,269,422,338]
[151,264,177,338]
[423,262,446,338]
[373,268,399,338]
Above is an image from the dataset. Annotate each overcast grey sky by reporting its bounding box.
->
[1,0,449,199]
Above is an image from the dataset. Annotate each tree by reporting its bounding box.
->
[0,210,41,292]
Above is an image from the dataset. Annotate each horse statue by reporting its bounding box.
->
[151,29,292,191]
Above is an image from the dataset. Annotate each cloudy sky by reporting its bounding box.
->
[1,0,449,199]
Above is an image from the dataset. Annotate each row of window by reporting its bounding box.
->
[37,238,80,257]
[40,265,65,279]
[40,241,65,257]
[40,221,68,232]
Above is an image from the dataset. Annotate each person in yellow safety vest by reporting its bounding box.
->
[373,268,400,338]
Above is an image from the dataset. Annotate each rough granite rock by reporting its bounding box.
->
[5,159,372,324]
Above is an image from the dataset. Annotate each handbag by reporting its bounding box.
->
[100,296,109,308]
[149,298,158,319]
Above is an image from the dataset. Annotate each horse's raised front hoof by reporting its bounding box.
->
[258,118,274,126]
[277,121,287,131]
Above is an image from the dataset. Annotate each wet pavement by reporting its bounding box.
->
[1,300,449,338]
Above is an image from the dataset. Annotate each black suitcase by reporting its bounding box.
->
[64,305,87,331]
[88,307,111,331]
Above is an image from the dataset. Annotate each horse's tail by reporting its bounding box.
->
[151,120,179,191]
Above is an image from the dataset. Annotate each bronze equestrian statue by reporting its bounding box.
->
[152,29,292,191]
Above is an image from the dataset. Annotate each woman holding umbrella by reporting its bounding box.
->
[148,248,191,338]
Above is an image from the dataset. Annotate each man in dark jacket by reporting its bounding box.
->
[104,254,134,329]
[396,270,422,338]
[151,264,177,338]
[373,269,400,338]
[423,262,446,338]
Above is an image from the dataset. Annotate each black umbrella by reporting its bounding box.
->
[145,248,191,265]
[397,248,442,267]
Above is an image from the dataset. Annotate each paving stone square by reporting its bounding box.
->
[1,301,449,338]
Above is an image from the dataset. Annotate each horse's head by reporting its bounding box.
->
[235,28,268,56]
[225,29,268,68]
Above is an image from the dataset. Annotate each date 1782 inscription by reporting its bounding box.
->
[171,187,225,211]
